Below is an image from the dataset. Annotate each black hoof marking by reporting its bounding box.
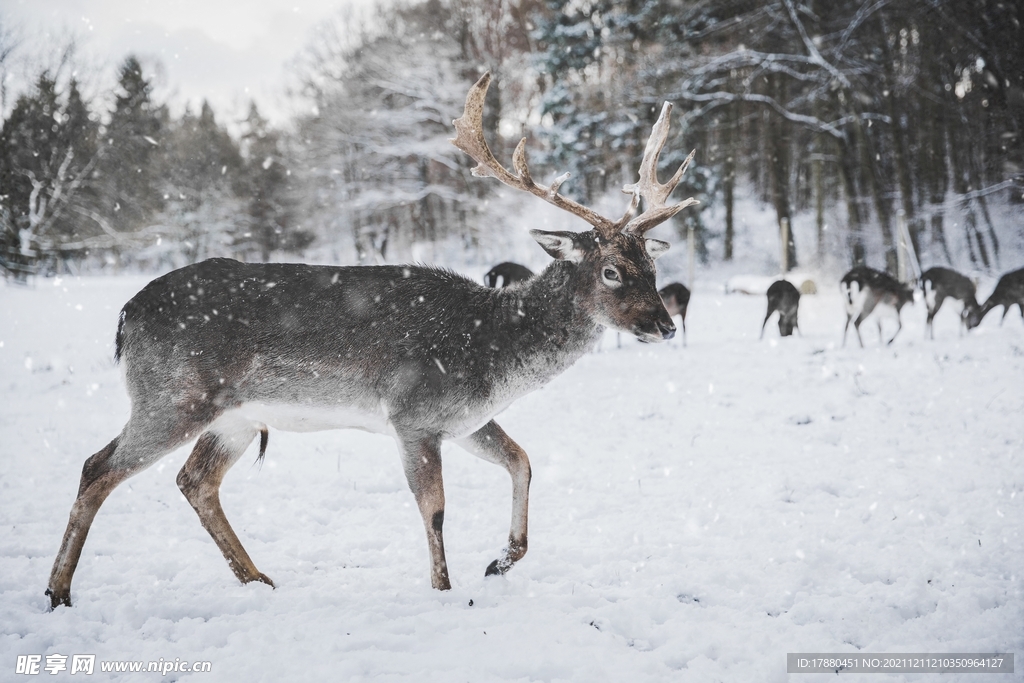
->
[485,560,502,576]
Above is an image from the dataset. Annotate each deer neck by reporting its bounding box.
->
[490,260,603,375]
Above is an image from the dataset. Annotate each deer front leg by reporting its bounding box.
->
[886,316,903,345]
[177,429,274,588]
[458,420,531,578]
[396,432,450,590]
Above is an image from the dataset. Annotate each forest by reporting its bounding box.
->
[1,0,1021,278]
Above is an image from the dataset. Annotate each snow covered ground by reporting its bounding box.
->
[1,273,1022,682]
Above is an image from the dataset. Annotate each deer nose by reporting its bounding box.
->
[657,319,676,340]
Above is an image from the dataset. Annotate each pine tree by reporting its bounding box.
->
[152,100,248,263]
[240,102,304,261]
[97,56,163,234]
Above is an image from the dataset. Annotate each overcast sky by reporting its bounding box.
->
[3,0,380,127]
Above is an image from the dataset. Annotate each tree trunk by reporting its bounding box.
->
[723,103,736,261]
[768,74,796,270]
[813,108,825,264]
[837,133,866,265]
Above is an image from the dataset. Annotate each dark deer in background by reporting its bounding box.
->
[46,72,698,609]
[760,279,801,339]
[840,266,915,347]
[658,282,690,346]
[484,261,534,288]
[978,267,1024,325]
[920,267,982,339]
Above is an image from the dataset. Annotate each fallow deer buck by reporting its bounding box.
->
[484,261,534,288]
[840,266,915,347]
[46,72,698,609]
[978,266,1024,325]
[760,279,801,339]
[920,266,982,339]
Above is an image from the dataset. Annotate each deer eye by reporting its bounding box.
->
[602,267,621,286]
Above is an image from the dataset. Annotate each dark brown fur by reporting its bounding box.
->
[761,280,801,338]
[484,262,534,288]
[658,282,690,346]
[978,267,1024,325]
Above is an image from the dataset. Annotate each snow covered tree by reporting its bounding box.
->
[0,71,102,275]
[150,101,248,264]
[239,102,307,261]
[533,0,712,253]
[95,56,164,236]
[291,1,501,263]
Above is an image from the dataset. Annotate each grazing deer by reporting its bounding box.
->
[760,279,801,339]
[658,282,690,346]
[484,261,534,288]
[920,267,982,339]
[978,266,1024,325]
[840,266,915,347]
[45,72,698,609]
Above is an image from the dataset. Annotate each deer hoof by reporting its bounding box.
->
[246,573,275,589]
[485,557,514,577]
[45,587,71,610]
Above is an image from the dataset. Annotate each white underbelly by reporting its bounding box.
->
[206,362,555,442]
[219,401,391,435]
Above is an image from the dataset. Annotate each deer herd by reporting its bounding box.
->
[839,264,1023,346]
[44,73,1023,610]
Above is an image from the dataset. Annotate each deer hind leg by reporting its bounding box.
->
[760,308,773,340]
[176,421,273,588]
[927,294,945,339]
[396,431,450,590]
[852,314,868,348]
[458,420,531,578]
[47,415,200,609]
[887,312,904,345]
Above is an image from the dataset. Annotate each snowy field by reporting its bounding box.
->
[1,272,1022,682]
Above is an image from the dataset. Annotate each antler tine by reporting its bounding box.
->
[621,102,700,235]
[450,72,619,238]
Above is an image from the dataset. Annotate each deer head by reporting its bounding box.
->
[450,72,699,343]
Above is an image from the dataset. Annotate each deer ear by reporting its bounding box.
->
[530,230,586,263]
[645,238,671,260]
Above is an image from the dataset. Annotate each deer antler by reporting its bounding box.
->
[621,102,699,236]
[451,72,622,239]
[450,72,697,240]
